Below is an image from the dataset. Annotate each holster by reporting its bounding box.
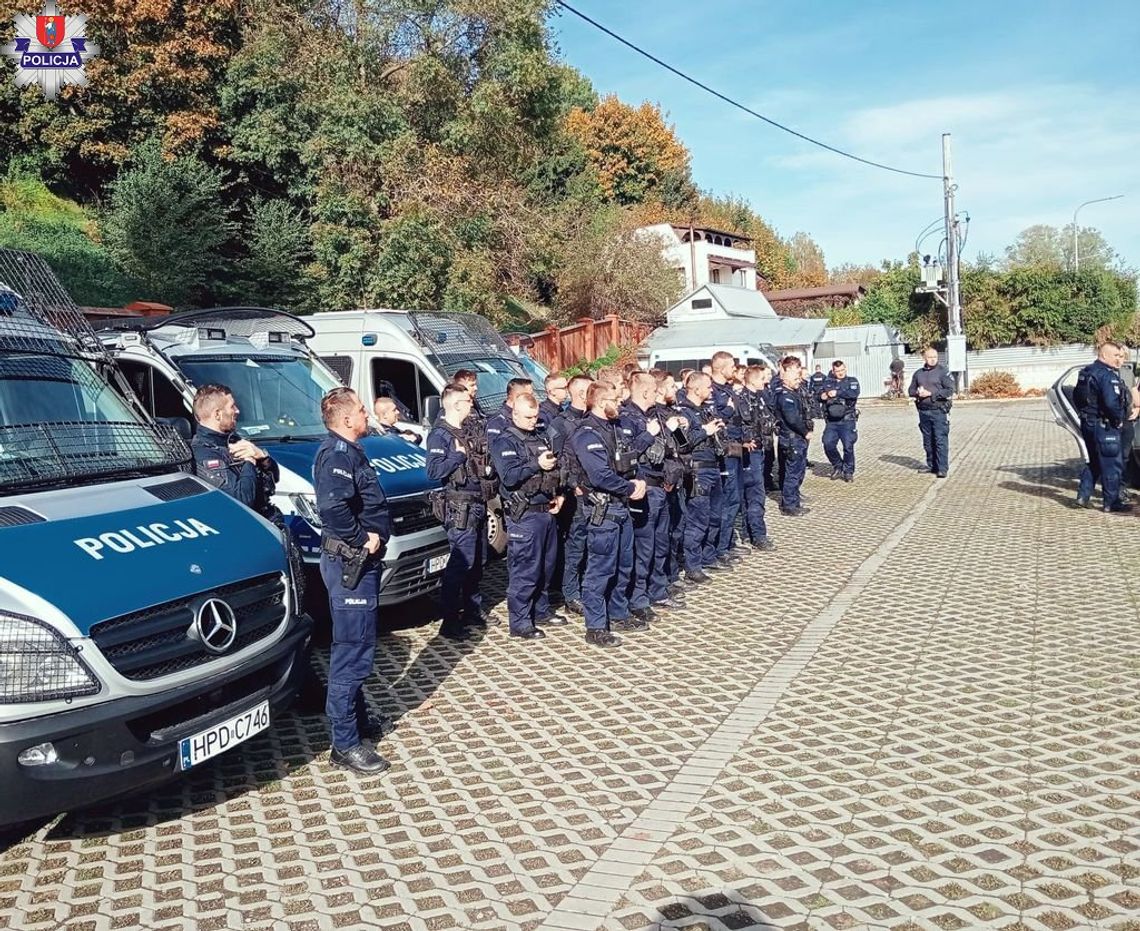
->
[507,492,530,521]
[587,492,609,526]
[322,536,370,590]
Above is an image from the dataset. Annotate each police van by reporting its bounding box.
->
[306,309,547,554]
[0,251,312,828]
[97,308,450,605]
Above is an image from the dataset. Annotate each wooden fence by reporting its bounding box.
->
[507,315,654,372]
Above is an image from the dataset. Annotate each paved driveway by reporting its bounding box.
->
[2,401,1137,931]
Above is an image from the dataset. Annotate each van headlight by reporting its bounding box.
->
[289,493,322,529]
[0,614,101,703]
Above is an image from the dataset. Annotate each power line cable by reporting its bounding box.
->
[555,0,945,181]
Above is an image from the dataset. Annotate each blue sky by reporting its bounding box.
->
[550,1,1140,272]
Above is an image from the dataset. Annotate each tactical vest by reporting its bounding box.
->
[506,427,561,499]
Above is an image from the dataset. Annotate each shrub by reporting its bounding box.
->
[969,371,1022,399]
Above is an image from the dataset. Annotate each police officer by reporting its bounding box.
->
[490,394,566,638]
[740,366,776,551]
[572,381,648,647]
[485,378,534,445]
[1075,340,1135,512]
[373,396,424,445]
[908,347,956,478]
[621,371,682,617]
[653,370,690,595]
[775,358,811,516]
[191,384,278,511]
[314,387,392,775]
[675,372,727,583]
[425,384,486,641]
[539,373,569,431]
[819,360,860,482]
[709,351,747,563]
[808,365,827,414]
[547,374,593,615]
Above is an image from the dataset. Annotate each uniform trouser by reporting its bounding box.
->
[630,485,670,609]
[780,435,808,509]
[561,497,588,602]
[683,469,720,571]
[717,456,743,556]
[582,509,634,630]
[761,434,777,491]
[822,420,857,475]
[1078,423,1124,509]
[440,503,486,631]
[667,487,685,582]
[505,510,558,634]
[1121,422,1136,487]
[918,408,950,474]
[320,554,379,751]
[741,449,769,542]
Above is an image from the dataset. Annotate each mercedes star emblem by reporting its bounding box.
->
[193,598,238,654]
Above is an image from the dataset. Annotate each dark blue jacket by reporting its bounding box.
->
[538,398,563,432]
[908,364,955,411]
[314,431,392,547]
[484,403,512,444]
[710,380,745,441]
[425,420,482,494]
[547,405,589,487]
[191,424,277,511]
[775,384,811,440]
[572,413,637,497]
[618,400,665,480]
[820,375,861,422]
[676,398,719,467]
[489,425,557,503]
[1076,359,1127,428]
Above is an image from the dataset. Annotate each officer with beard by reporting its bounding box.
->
[775,358,811,516]
[547,374,593,615]
[571,381,648,647]
[708,351,747,564]
[675,372,727,583]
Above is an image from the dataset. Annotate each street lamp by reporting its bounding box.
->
[1073,195,1124,271]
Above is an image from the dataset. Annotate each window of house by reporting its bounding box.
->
[710,269,722,284]
[690,298,713,310]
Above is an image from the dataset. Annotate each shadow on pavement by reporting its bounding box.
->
[880,453,929,472]
[996,460,1085,510]
[654,892,781,929]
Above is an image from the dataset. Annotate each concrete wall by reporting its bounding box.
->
[903,344,1096,391]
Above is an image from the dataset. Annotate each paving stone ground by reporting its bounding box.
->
[1,401,1137,931]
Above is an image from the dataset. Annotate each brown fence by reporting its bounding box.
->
[508,315,653,372]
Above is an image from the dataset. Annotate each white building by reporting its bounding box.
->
[637,223,758,291]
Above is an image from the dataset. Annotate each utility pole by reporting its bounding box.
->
[1073,195,1124,271]
[941,134,966,389]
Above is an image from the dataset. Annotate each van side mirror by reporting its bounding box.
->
[423,394,441,425]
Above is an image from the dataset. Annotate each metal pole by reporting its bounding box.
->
[1072,195,1124,272]
[942,134,962,338]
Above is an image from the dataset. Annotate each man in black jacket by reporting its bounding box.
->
[908,347,956,478]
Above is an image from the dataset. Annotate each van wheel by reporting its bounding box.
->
[486,498,508,557]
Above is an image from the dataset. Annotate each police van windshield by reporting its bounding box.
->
[0,352,178,490]
[176,354,341,441]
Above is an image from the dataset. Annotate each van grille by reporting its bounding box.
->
[90,573,287,681]
[388,495,441,536]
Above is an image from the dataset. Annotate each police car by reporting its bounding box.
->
[1048,362,1140,470]
[97,309,451,605]
[0,252,311,828]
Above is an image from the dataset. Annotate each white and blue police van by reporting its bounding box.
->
[96,308,450,605]
[305,309,549,555]
[0,251,312,829]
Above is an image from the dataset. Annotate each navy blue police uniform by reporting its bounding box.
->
[490,423,561,635]
[538,397,563,433]
[191,424,278,511]
[908,360,956,475]
[314,431,392,753]
[484,402,512,446]
[619,400,671,612]
[547,405,589,608]
[571,413,639,632]
[658,398,690,586]
[710,379,744,560]
[819,372,861,479]
[753,383,779,493]
[775,381,811,513]
[737,387,771,547]
[425,417,487,637]
[675,396,723,573]
[808,371,827,417]
[1075,358,1130,511]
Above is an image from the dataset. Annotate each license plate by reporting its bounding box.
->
[425,553,449,574]
[179,700,270,771]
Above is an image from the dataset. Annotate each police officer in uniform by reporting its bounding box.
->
[709,352,747,563]
[539,373,569,431]
[653,370,690,594]
[908,347,956,477]
[547,374,593,615]
[191,384,278,511]
[485,377,534,445]
[740,366,776,551]
[775,358,811,516]
[490,393,566,638]
[1075,340,1134,512]
[425,384,486,641]
[572,381,648,647]
[620,371,682,617]
[819,360,860,482]
[675,372,727,582]
[314,388,392,775]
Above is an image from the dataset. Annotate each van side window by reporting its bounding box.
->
[370,358,436,421]
[322,355,353,386]
[116,360,154,413]
[115,359,189,421]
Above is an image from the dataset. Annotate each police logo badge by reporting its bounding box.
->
[2,1,100,100]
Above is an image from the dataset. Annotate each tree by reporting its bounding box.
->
[101,142,233,306]
[564,96,692,205]
[784,231,827,288]
[232,199,314,310]
[1004,222,1125,272]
